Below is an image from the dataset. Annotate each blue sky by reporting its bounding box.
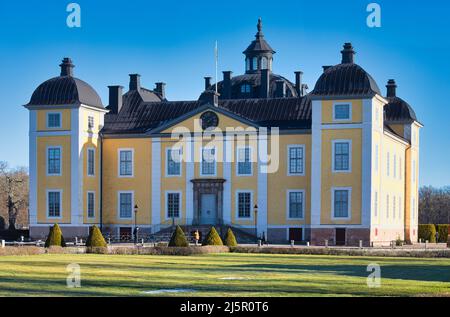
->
[0,0,449,186]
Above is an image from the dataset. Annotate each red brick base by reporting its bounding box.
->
[311,228,371,247]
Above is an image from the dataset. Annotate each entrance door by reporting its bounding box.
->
[200,194,217,224]
[336,228,346,246]
[289,228,303,242]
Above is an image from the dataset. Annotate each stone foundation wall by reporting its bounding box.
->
[310,228,371,247]
[371,227,405,246]
[267,228,287,243]
[30,226,90,240]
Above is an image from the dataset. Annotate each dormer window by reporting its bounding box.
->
[241,84,251,94]
[47,112,61,128]
[246,58,251,71]
[252,57,258,70]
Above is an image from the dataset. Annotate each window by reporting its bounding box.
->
[333,189,350,218]
[47,113,61,128]
[393,154,397,178]
[167,148,182,176]
[393,196,396,219]
[119,192,133,219]
[252,57,258,70]
[47,147,61,175]
[88,116,94,130]
[386,195,390,219]
[374,191,378,217]
[201,147,216,176]
[119,150,133,177]
[375,144,379,172]
[288,191,304,219]
[241,84,251,93]
[333,141,351,172]
[167,192,180,218]
[87,148,95,176]
[333,103,351,120]
[288,145,304,175]
[87,192,95,218]
[245,58,250,71]
[237,192,251,218]
[47,191,61,218]
[237,147,252,176]
[387,152,390,176]
[261,57,268,69]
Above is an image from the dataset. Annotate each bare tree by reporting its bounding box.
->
[0,162,29,230]
[419,186,450,224]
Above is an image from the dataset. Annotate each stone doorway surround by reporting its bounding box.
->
[191,179,225,225]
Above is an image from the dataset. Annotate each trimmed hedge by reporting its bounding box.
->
[224,228,238,247]
[86,225,107,247]
[435,225,449,243]
[168,226,189,247]
[418,224,436,243]
[44,224,66,248]
[202,227,223,246]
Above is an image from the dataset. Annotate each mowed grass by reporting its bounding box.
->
[0,253,450,297]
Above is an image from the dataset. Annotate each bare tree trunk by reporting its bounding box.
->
[7,195,16,231]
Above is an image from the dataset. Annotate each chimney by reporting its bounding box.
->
[322,65,333,72]
[341,43,355,64]
[294,71,303,96]
[108,85,123,114]
[222,71,232,99]
[386,79,397,98]
[60,57,75,77]
[204,77,212,90]
[129,74,141,91]
[199,90,220,107]
[260,69,270,98]
[155,82,166,100]
[275,80,286,98]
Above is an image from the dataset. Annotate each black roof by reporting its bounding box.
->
[26,58,104,109]
[311,63,381,97]
[208,73,298,100]
[103,96,311,134]
[243,18,275,55]
[311,43,381,97]
[385,96,417,123]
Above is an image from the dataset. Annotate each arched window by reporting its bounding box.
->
[252,57,258,70]
[245,58,250,71]
[261,57,268,70]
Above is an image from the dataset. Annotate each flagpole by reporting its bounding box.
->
[215,41,218,94]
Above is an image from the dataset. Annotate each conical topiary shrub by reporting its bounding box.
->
[224,228,238,247]
[45,224,66,248]
[86,225,107,247]
[202,227,223,246]
[168,225,189,247]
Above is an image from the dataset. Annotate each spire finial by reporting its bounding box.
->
[257,17,262,33]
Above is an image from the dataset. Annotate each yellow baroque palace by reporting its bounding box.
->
[24,20,422,246]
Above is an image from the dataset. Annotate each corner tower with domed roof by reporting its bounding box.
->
[24,58,108,238]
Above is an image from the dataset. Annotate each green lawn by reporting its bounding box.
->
[0,253,449,297]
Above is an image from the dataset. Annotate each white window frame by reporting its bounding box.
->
[286,189,305,220]
[118,148,134,178]
[87,115,95,130]
[87,191,95,219]
[236,146,253,176]
[46,146,62,176]
[165,191,182,220]
[46,189,63,219]
[46,112,62,129]
[287,144,306,176]
[166,147,183,177]
[87,147,95,177]
[331,187,352,220]
[332,139,352,173]
[200,146,217,177]
[117,191,134,220]
[332,102,352,122]
[235,190,254,220]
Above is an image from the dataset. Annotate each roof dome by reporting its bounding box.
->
[27,58,104,108]
[311,43,381,97]
[205,72,298,100]
[384,80,417,123]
